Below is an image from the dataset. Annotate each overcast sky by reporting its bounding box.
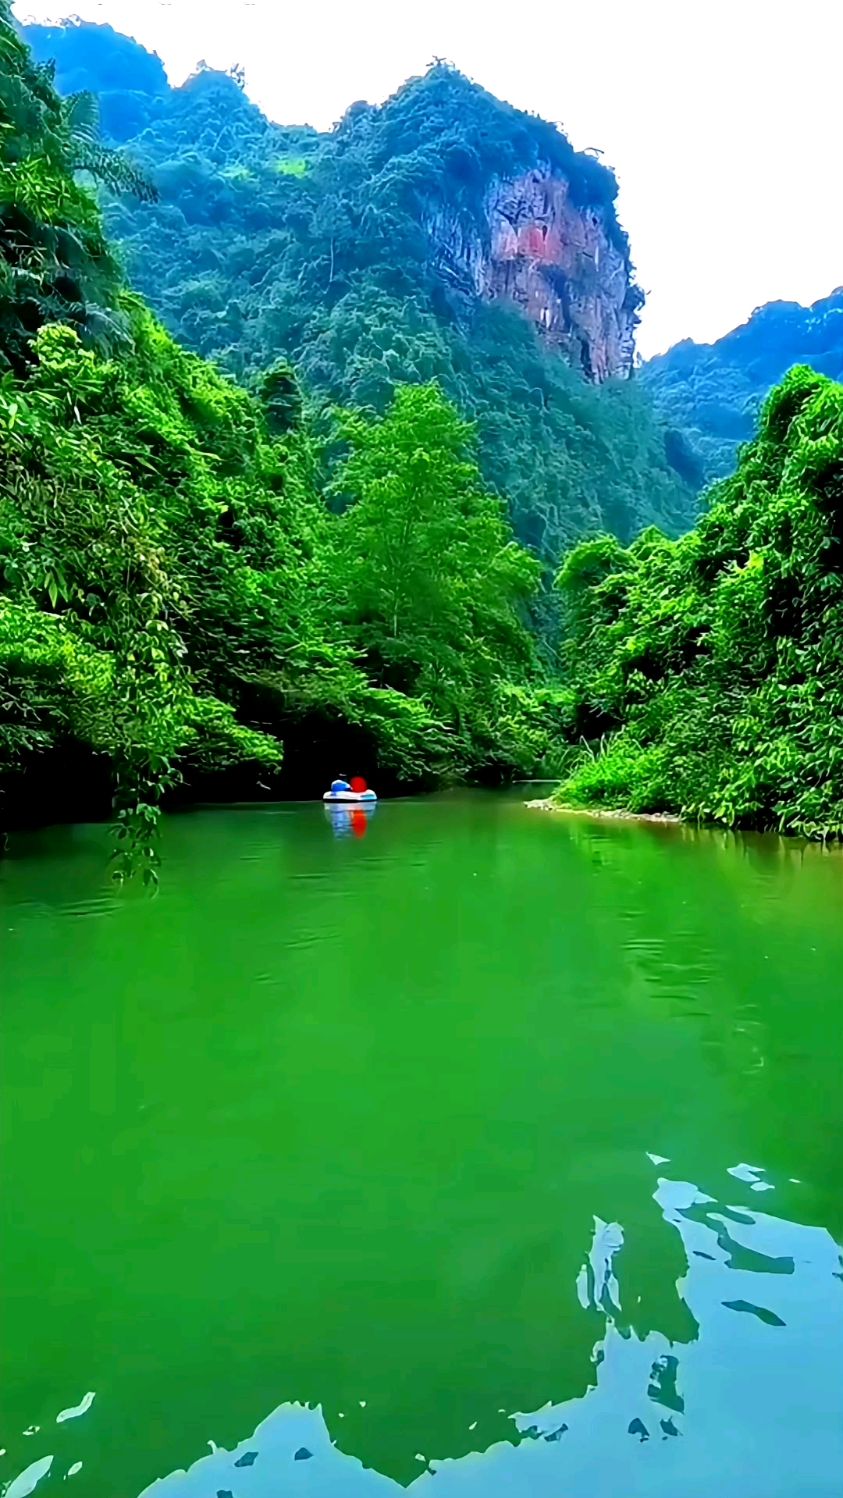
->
[15,0,843,356]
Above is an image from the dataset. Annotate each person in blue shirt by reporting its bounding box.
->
[330,773,351,794]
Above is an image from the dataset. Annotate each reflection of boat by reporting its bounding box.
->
[322,789,377,803]
[324,801,376,838]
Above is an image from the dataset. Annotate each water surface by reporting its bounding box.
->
[2,794,843,1497]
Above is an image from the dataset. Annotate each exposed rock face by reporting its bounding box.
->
[430,169,640,382]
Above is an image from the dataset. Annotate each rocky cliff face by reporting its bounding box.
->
[430,169,640,383]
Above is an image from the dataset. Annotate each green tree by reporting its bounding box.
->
[329,384,542,767]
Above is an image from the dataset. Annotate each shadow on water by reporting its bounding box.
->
[2,795,843,1497]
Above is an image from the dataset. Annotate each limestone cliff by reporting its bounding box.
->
[429,169,641,383]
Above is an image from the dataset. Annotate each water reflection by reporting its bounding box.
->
[106,1161,842,1498]
[324,804,377,839]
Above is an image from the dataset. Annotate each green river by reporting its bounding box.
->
[2,793,843,1498]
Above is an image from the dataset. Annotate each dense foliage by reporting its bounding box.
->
[22,20,697,562]
[555,367,843,838]
[1,7,573,860]
[13,13,843,848]
[644,290,843,484]
[1,21,120,368]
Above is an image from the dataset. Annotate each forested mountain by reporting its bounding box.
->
[22,19,697,560]
[644,289,843,484]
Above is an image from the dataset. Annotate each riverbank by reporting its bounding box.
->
[526,798,681,825]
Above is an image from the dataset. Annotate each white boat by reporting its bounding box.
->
[322,789,378,803]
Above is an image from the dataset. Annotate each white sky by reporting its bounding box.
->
[14,0,843,356]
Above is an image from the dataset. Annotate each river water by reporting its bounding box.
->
[2,793,843,1498]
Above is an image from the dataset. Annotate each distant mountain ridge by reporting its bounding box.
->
[643,289,843,483]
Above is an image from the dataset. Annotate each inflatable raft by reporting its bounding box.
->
[322,789,378,803]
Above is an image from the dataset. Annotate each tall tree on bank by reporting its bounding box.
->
[0,8,156,369]
[331,384,539,701]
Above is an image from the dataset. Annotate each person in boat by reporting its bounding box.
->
[330,773,352,794]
